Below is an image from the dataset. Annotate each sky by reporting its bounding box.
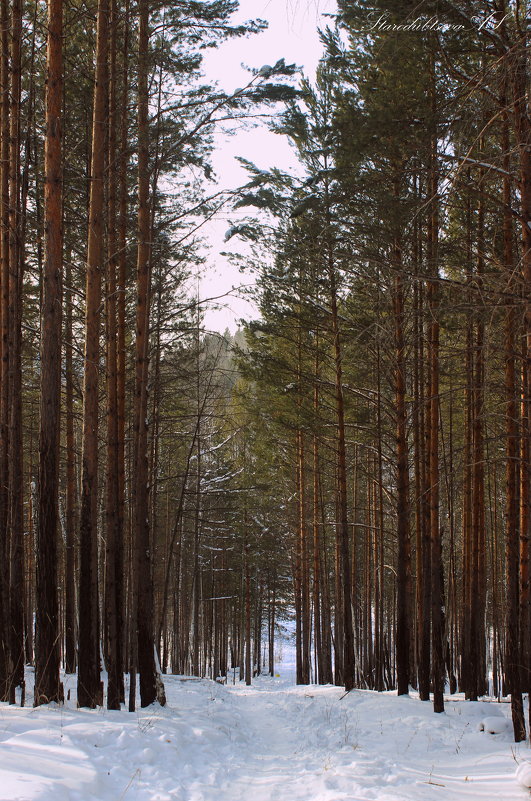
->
[199,0,338,334]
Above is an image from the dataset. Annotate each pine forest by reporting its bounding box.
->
[0,0,530,798]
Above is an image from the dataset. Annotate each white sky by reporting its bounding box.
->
[199,0,337,333]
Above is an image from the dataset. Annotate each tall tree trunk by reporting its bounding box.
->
[64,257,76,674]
[104,0,121,710]
[427,83,444,712]
[116,0,129,705]
[330,271,355,691]
[471,163,487,699]
[312,374,324,683]
[374,337,385,692]
[269,581,275,676]
[191,420,201,676]
[133,0,163,707]
[507,40,528,740]
[35,0,63,707]
[461,171,474,697]
[245,536,251,686]
[78,0,109,709]
[393,238,411,696]
[0,0,10,702]
[8,0,24,696]
[297,427,311,684]
[19,18,36,678]
[324,178,354,691]
[414,275,430,700]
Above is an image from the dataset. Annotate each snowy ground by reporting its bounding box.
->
[0,663,529,800]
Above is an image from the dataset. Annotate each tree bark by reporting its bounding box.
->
[64,257,76,675]
[133,0,163,707]
[0,0,11,702]
[427,81,444,712]
[8,0,24,697]
[507,32,529,741]
[104,0,121,710]
[35,0,63,707]
[78,0,109,709]
[393,253,411,696]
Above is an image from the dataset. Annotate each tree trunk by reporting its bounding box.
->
[78,0,109,709]
[116,0,129,706]
[104,0,121,710]
[133,0,163,707]
[507,47,528,740]
[0,0,11,702]
[245,537,251,686]
[393,257,411,696]
[64,257,76,675]
[35,0,63,707]
[427,85,444,712]
[8,0,24,696]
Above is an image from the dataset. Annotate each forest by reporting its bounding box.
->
[0,0,529,786]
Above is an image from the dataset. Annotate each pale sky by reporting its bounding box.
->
[199,0,337,333]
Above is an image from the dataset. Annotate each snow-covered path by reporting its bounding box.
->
[0,669,529,800]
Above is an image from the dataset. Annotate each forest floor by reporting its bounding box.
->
[0,662,529,800]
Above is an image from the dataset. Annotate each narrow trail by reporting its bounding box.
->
[195,684,336,801]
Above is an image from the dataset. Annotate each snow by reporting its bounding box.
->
[477,716,510,735]
[516,761,531,789]
[0,665,528,801]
